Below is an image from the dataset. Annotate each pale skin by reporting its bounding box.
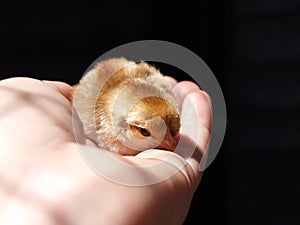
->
[0,77,212,225]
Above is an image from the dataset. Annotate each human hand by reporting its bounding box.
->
[0,77,211,225]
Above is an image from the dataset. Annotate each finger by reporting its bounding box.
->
[203,91,212,113]
[171,81,201,109]
[180,90,212,153]
[176,90,212,178]
[163,76,178,86]
[186,91,212,138]
[42,80,73,102]
[134,149,198,189]
[135,148,202,193]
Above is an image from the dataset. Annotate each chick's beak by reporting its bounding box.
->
[157,131,177,151]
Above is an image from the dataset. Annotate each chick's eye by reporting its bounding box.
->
[140,128,151,137]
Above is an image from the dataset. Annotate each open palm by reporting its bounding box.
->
[0,77,211,225]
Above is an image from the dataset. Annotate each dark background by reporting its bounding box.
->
[0,1,299,224]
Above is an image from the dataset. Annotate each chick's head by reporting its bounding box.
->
[125,96,180,152]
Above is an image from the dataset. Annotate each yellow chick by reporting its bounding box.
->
[72,58,180,155]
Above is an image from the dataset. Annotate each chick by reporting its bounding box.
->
[72,58,180,155]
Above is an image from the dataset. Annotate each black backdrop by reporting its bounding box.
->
[0,1,299,224]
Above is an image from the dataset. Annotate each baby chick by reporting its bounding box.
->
[72,58,180,155]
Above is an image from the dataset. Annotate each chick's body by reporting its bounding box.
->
[72,58,180,155]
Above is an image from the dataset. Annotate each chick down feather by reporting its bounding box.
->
[72,58,180,155]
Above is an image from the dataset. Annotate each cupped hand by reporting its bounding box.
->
[0,77,211,225]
